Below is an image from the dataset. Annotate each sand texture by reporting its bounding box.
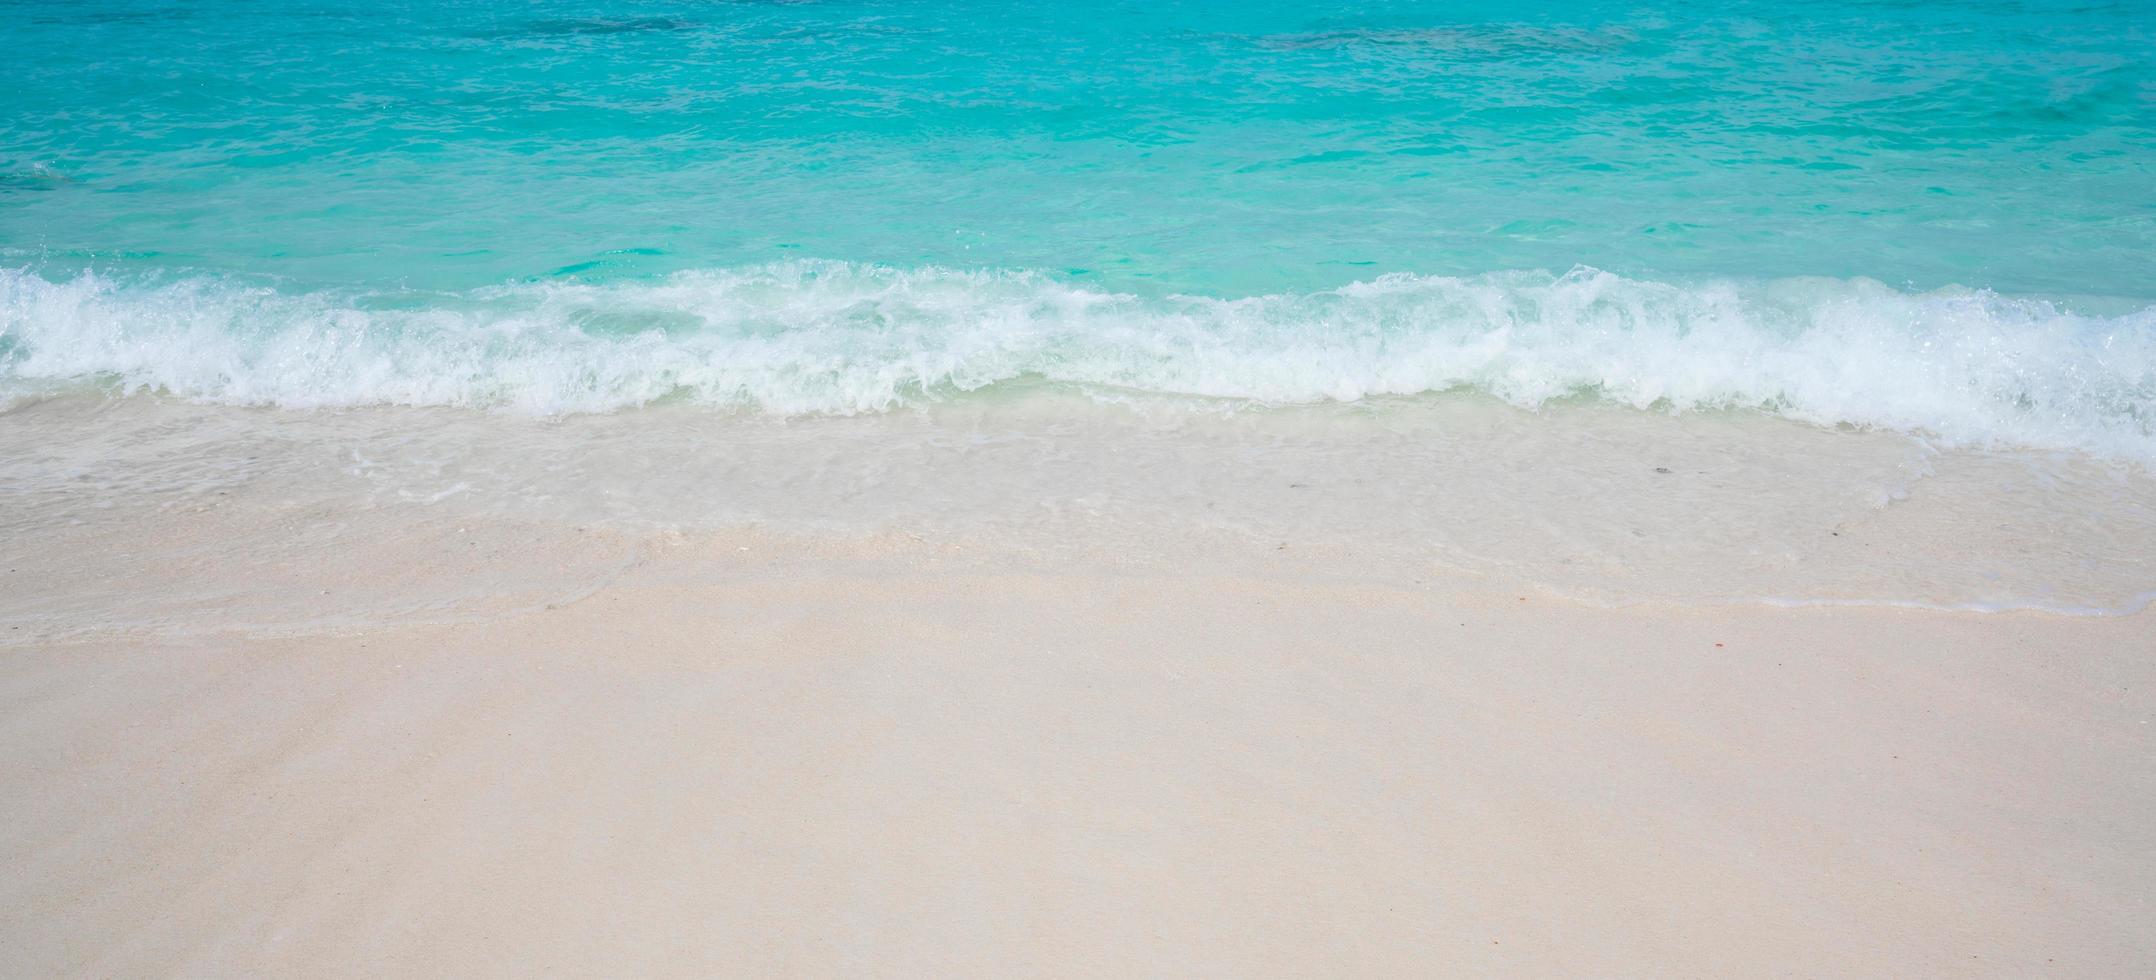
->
[4,560,2152,976]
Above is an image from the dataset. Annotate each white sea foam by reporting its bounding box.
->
[4,261,2152,458]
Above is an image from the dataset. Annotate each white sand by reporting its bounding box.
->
[4,561,2152,976]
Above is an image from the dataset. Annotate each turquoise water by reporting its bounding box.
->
[3,0,2154,453]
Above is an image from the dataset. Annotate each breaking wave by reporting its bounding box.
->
[4,261,2152,458]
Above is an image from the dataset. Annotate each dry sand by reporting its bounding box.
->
[3,556,2152,976]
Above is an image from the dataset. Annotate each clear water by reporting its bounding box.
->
[3,0,2154,454]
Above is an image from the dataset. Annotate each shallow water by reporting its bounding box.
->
[2,392,2150,635]
[4,0,2153,457]
[7,0,2153,296]
[3,0,2153,615]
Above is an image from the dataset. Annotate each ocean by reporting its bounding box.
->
[3,0,2154,620]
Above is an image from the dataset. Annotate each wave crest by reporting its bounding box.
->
[4,261,2152,458]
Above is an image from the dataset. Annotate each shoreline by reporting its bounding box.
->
[5,391,2155,628]
[4,394,2153,974]
[10,0,2155,972]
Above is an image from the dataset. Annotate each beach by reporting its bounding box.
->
[6,540,2152,975]
[4,395,2155,975]
[7,0,2156,973]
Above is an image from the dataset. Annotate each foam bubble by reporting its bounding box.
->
[3,261,2152,458]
